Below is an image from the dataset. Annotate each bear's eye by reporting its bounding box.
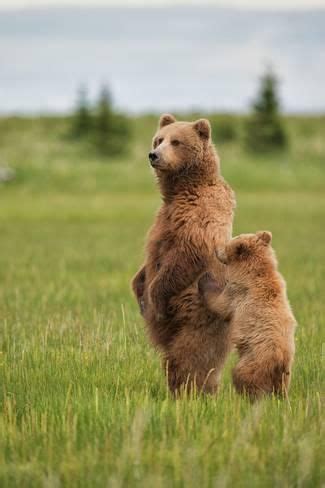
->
[153,138,163,148]
[171,139,180,146]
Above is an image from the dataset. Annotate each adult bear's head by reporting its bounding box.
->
[148,114,218,177]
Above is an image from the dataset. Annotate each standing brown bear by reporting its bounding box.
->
[198,231,297,399]
[132,114,236,394]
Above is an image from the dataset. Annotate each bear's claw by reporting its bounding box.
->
[198,272,223,296]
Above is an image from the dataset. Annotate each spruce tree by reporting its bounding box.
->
[94,85,114,154]
[94,85,130,157]
[71,85,92,138]
[245,69,288,152]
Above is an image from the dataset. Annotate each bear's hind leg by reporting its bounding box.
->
[165,319,232,396]
[232,363,264,400]
[232,357,292,400]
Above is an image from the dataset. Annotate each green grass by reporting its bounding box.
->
[0,115,324,487]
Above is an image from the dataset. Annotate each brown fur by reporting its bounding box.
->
[132,114,236,394]
[198,231,297,400]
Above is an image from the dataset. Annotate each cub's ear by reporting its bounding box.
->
[216,248,228,265]
[233,241,250,260]
[256,231,272,245]
[159,113,176,128]
[193,118,211,140]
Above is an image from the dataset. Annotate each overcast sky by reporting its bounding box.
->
[1,4,324,113]
[1,0,325,9]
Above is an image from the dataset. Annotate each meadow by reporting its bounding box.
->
[0,114,324,487]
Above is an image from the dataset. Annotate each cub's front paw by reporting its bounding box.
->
[198,272,223,296]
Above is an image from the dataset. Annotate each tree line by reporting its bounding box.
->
[71,69,287,159]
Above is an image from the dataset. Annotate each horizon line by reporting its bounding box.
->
[1,108,325,117]
[1,3,325,12]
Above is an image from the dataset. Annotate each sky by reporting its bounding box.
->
[1,5,324,114]
[1,0,325,9]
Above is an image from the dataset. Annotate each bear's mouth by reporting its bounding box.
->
[150,158,167,171]
[150,158,161,169]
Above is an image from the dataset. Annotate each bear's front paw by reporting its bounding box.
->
[198,272,223,296]
[149,283,168,319]
[139,298,146,316]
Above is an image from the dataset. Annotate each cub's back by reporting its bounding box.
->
[233,283,297,357]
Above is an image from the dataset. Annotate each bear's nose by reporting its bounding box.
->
[148,151,159,165]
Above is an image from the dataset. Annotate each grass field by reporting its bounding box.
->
[0,114,324,487]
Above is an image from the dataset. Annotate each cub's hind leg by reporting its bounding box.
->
[232,354,292,400]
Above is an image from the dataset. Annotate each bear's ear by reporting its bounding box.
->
[193,119,211,140]
[256,231,272,246]
[233,241,250,260]
[159,114,176,128]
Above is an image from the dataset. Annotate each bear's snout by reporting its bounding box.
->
[149,151,159,166]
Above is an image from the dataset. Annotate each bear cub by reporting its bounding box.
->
[198,231,297,399]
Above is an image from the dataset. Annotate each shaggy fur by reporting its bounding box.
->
[132,114,236,394]
[198,231,297,399]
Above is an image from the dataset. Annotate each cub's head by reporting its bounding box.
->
[217,231,276,278]
[148,114,212,173]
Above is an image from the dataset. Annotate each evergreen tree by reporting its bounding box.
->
[94,85,113,154]
[71,85,92,138]
[245,69,288,152]
[94,85,130,157]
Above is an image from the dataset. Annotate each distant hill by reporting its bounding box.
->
[1,6,324,113]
